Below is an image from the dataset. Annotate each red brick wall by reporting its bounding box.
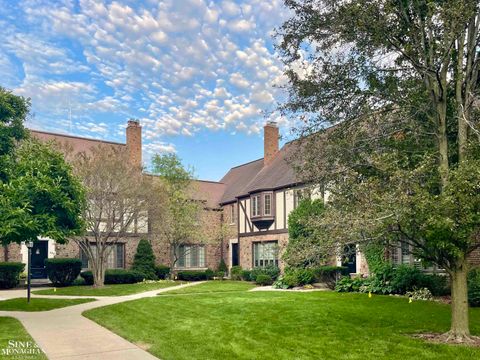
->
[239,232,289,271]
[0,243,22,262]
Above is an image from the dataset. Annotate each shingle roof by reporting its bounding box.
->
[191,180,226,208]
[219,141,300,204]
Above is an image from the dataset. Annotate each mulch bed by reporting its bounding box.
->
[412,333,480,347]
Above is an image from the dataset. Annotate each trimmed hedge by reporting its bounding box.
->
[0,262,25,289]
[255,274,273,286]
[231,265,243,280]
[155,265,170,280]
[80,269,144,285]
[45,258,82,287]
[177,269,214,281]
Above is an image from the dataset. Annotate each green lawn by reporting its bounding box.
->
[0,317,47,359]
[0,298,95,312]
[158,280,255,295]
[84,281,480,360]
[33,280,182,297]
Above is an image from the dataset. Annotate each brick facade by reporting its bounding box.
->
[238,232,289,271]
[0,243,22,262]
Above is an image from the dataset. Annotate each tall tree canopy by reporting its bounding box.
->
[277,0,480,341]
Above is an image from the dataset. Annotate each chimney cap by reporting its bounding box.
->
[127,119,140,127]
[265,121,278,127]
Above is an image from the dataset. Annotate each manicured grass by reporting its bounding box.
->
[158,280,255,295]
[33,280,182,296]
[85,282,480,360]
[0,317,47,359]
[0,298,95,312]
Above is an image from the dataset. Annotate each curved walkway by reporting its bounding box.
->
[0,282,203,359]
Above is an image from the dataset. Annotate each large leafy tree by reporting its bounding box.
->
[277,0,480,340]
[0,87,85,254]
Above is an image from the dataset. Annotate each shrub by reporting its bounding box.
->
[45,258,82,287]
[335,276,366,292]
[0,262,25,289]
[406,288,433,301]
[250,266,280,282]
[155,265,170,280]
[421,274,449,296]
[390,265,424,294]
[468,268,480,307]
[214,271,225,279]
[255,274,273,286]
[176,270,214,281]
[231,265,243,280]
[314,266,348,289]
[292,268,315,286]
[131,239,157,280]
[80,269,144,285]
[241,269,252,281]
[217,259,228,274]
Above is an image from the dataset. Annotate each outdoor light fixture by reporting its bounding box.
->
[26,241,34,303]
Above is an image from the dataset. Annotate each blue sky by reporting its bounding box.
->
[0,0,295,181]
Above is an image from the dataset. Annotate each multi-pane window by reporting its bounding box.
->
[80,243,125,269]
[253,241,278,267]
[252,195,260,217]
[230,204,236,225]
[264,194,272,215]
[176,245,206,268]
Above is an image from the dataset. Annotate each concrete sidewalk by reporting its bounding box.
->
[0,282,202,359]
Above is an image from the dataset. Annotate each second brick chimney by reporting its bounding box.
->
[126,119,142,169]
[264,121,279,166]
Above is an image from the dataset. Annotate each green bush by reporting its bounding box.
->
[155,265,170,280]
[335,276,366,292]
[241,269,252,281]
[0,262,25,289]
[250,266,280,282]
[314,266,348,289]
[177,270,214,281]
[255,274,273,286]
[468,268,480,307]
[45,258,82,287]
[420,273,449,296]
[80,269,144,285]
[131,239,157,280]
[214,271,225,279]
[217,259,228,274]
[390,265,424,294]
[231,265,243,280]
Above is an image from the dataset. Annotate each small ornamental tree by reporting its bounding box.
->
[283,198,325,268]
[132,239,157,280]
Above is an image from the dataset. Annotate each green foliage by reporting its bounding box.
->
[217,259,228,274]
[284,199,326,268]
[155,265,170,280]
[406,288,433,301]
[177,270,214,281]
[362,243,388,274]
[131,239,157,280]
[468,268,480,307]
[255,274,273,286]
[335,276,366,293]
[0,139,85,246]
[249,266,280,282]
[240,269,252,281]
[0,262,24,289]
[81,269,144,285]
[230,265,242,280]
[44,258,82,287]
[314,266,348,289]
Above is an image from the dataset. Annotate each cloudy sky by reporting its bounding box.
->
[0,0,293,180]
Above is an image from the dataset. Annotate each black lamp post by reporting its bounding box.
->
[26,241,33,303]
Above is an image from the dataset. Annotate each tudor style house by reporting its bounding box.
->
[218,122,368,274]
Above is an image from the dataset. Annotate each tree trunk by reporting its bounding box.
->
[92,260,105,287]
[448,264,471,340]
[436,102,449,189]
[3,245,8,262]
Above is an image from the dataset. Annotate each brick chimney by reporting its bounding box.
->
[126,119,142,169]
[264,121,279,166]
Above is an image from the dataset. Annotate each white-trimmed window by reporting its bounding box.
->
[264,193,272,216]
[253,241,278,267]
[80,243,125,269]
[252,195,261,217]
[175,245,206,268]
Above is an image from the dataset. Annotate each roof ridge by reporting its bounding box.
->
[229,157,264,170]
[29,129,125,146]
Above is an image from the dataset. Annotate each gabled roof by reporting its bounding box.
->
[219,141,300,204]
